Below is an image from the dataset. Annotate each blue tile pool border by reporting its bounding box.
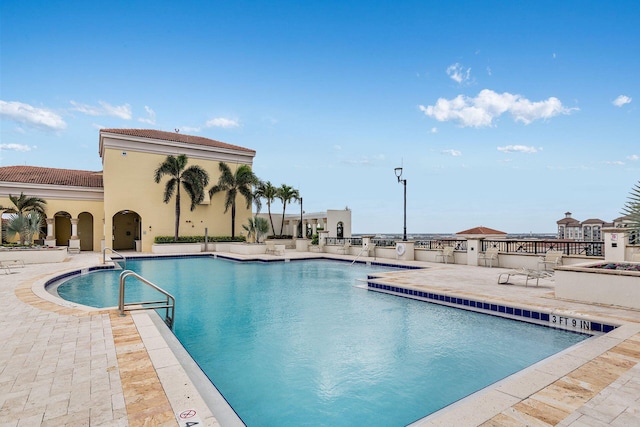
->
[367,282,617,334]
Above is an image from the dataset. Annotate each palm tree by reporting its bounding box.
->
[6,211,42,245]
[1,192,47,244]
[276,184,300,236]
[254,217,270,243]
[154,154,209,241]
[241,217,270,243]
[209,162,258,238]
[254,180,278,236]
[622,180,640,235]
[1,192,47,215]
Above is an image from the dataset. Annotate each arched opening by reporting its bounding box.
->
[78,212,94,251]
[337,221,344,239]
[55,211,72,247]
[113,210,141,250]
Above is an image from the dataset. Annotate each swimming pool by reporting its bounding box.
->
[54,257,589,426]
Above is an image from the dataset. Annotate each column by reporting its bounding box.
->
[312,219,318,235]
[467,239,480,266]
[603,227,627,262]
[68,218,81,253]
[70,218,79,240]
[291,220,298,241]
[44,218,56,247]
[46,218,54,239]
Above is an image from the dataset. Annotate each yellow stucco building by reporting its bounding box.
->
[0,129,256,252]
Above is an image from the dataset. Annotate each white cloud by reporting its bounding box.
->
[180,126,201,133]
[441,149,462,156]
[419,89,576,127]
[497,145,538,154]
[446,63,471,84]
[0,100,67,131]
[138,106,156,125]
[612,95,632,107]
[604,160,624,166]
[0,143,33,152]
[70,100,132,119]
[205,117,240,128]
[430,127,438,134]
[627,154,639,161]
[333,145,342,150]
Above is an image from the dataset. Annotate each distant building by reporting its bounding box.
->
[456,226,507,239]
[256,209,352,239]
[556,212,612,241]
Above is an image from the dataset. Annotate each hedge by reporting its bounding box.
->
[154,235,246,244]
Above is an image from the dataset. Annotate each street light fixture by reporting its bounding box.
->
[299,197,303,238]
[394,167,407,241]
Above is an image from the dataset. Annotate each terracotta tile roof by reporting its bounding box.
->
[0,166,103,188]
[101,128,255,154]
[456,226,507,235]
[557,217,580,225]
[582,218,606,224]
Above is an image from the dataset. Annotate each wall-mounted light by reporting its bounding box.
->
[148,225,152,231]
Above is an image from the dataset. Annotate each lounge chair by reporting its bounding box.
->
[337,242,351,255]
[478,247,499,267]
[538,250,563,271]
[265,242,275,254]
[1,259,25,274]
[435,246,455,263]
[498,268,552,287]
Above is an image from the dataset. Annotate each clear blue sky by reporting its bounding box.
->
[1,1,638,234]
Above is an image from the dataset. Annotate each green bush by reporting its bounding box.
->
[311,234,319,245]
[154,235,246,244]
[267,235,293,240]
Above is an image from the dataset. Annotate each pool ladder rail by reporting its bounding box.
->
[102,247,127,270]
[118,270,176,329]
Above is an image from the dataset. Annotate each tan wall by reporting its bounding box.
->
[102,148,252,252]
[0,197,103,250]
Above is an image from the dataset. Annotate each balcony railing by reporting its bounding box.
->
[415,239,467,251]
[325,237,603,257]
[326,237,363,246]
[481,240,604,257]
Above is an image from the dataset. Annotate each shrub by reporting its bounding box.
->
[154,235,246,244]
[267,235,293,240]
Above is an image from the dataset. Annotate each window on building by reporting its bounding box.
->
[337,222,344,239]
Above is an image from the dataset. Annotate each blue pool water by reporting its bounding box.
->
[55,257,588,426]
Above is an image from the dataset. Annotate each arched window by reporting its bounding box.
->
[337,221,344,239]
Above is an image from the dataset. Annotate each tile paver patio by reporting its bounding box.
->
[2,251,640,426]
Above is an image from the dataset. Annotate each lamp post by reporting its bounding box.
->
[394,167,407,241]
[299,197,303,238]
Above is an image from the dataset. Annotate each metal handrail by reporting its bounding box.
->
[103,247,127,269]
[118,270,175,329]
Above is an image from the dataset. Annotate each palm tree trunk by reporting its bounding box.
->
[231,201,236,238]
[175,189,181,241]
[280,201,287,236]
[267,202,275,236]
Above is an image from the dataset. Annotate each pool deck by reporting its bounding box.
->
[1,251,639,426]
